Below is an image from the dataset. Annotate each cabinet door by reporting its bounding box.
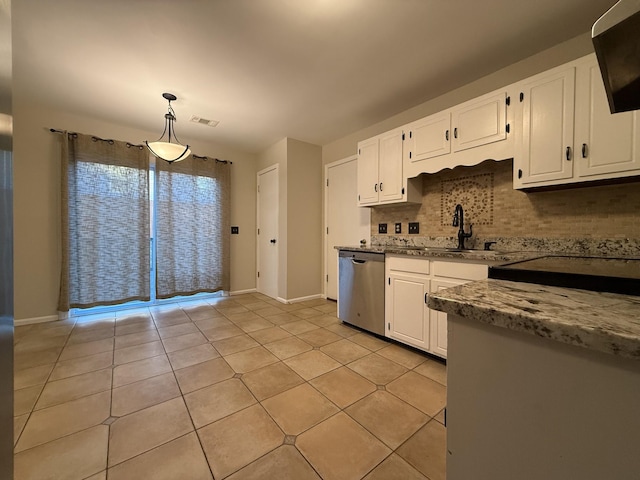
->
[386,273,429,351]
[357,137,379,206]
[452,91,507,153]
[406,112,451,163]
[517,67,575,185]
[575,59,640,179]
[378,129,404,203]
[429,278,465,358]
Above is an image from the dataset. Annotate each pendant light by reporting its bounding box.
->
[146,93,191,163]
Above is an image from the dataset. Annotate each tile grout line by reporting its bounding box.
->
[15,296,444,479]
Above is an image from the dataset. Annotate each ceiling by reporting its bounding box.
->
[12,0,616,154]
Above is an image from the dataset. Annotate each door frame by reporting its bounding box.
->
[323,155,369,300]
[256,164,279,299]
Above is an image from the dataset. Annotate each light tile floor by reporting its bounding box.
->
[13,294,447,479]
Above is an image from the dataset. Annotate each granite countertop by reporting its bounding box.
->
[427,279,640,360]
[336,245,538,263]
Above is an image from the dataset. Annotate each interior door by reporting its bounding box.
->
[325,157,370,300]
[257,165,279,300]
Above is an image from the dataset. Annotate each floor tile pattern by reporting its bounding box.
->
[13,294,446,479]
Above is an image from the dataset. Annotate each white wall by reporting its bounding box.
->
[286,138,322,300]
[256,137,322,301]
[13,102,258,321]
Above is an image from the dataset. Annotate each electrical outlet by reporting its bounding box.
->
[395,223,402,234]
[231,226,239,234]
[408,222,419,234]
[378,223,387,234]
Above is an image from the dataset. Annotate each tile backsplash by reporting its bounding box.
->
[371,159,640,242]
[440,172,494,227]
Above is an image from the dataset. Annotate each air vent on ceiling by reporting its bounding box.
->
[189,115,220,127]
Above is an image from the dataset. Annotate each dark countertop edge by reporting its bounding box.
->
[335,245,540,263]
[427,279,640,361]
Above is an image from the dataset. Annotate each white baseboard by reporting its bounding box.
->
[14,315,59,326]
[230,288,257,296]
[281,293,324,305]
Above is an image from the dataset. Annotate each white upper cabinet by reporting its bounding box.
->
[404,89,513,178]
[574,56,640,180]
[451,91,508,153]
[514,66,576,187]
[357,128,421,207]
[378,129,405,203]
[514,54,640,189]
[356,137,380,205]
[404,112,451,164]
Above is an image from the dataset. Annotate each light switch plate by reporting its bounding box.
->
[378,223,387,234]
[231,226,239,234]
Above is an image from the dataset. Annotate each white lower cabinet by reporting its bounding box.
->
[429,279,463,357]
[387,273,430,351]
[385,255,489,358]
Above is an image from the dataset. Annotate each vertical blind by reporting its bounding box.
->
[58,133,150,310]
[155,156,230,298]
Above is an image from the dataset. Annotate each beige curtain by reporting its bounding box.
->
[58,133,150,311]
[155,155,230,299]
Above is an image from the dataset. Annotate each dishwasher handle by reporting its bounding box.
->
[352,259,366,264]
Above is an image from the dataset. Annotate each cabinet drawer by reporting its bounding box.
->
[432,261,487,280]
[387,256,430,275]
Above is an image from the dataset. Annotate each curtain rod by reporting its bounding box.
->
[192,154,233,165]
[49,128,144,149]
[49,128,233,164]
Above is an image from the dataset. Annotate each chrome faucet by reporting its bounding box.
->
[452,204,472,250]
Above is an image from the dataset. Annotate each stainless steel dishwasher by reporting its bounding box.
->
[338,250,385,336]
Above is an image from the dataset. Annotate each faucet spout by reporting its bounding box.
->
[453,204,473,249]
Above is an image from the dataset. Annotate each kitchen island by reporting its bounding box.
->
[428,279,640,480]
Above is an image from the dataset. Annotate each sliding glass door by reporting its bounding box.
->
[61,134,230,315]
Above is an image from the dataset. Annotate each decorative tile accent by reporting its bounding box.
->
[102,416,118,425]
[440,173,493,227]
[284,435,296,445]
[233,373,243,379]
[371,159,640,241]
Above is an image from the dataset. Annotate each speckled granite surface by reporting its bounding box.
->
[371,235,640,257]
[335,245,537,263]
[428,279,640,360]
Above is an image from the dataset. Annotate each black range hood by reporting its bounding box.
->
[489,256,640,296]
[592,0,640,113]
